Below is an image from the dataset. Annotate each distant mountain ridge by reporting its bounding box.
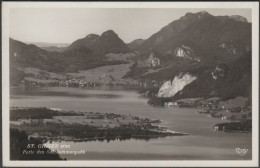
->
[42,46,67,53]
[228,15,248,22]
[127,39,145,50]
[26,42,70,48]
[26,42,69,52]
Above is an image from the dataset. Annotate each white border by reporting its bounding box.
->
[2,2,259,167]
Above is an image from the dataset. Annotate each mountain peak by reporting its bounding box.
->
[197,11,210,15]
[128,39,145,50]
[85,34,100,39]
[181,11,212,21]
[184,11,210,17]
[229,15,248,22]
[101,30,117,37]
[67,29,129,54]
[130,39,144,44]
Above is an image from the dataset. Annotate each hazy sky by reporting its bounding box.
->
[10,8,251,44]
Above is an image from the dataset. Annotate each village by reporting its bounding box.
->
[163,96,252,132]
[17,68,252,134]
[164,97,251,120]
[18,67,163,91]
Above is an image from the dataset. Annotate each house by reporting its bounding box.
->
[213,125,219,131]
[164,102,178,107]
[221,111,233,120]
[20,80,26,90]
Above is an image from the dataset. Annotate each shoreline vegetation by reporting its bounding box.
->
[146,95,252,133]
[11,106,188,160]
[12,81,252,134]
[10,89,251,160]
[213,120,251,133]
[10,107,188,142]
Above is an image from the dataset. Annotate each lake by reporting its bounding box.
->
[10,87,252,160]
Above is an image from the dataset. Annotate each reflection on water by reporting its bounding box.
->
[10,87,252,160]
[11,87,123,99]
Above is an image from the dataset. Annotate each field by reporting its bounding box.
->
[67,53,138,84]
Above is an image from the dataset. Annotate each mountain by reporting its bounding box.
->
[127,11,251,77]
[26,42,68,52]
[9,38,69,74]
[42,46,67,53]
[136,11,251,65]
[10,38,60,69]
[137,11,212,52]
[147,52,251,105]
[66,30,130,54]
[229,15,248,22]
[155,14,251,64]
[9,30,131,75]
[9,11,252,101]
[127,39,145,51]
[9,38,65,85]
[58,30,130,70]
[172,53,252,100]
[126,11,251,101]
[26,42,69,48]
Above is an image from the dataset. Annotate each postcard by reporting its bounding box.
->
[2,1,259,167]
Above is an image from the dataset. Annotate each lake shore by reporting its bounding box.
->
[146,95,252,133]
[10,107,188,142]
[9,87,252,160]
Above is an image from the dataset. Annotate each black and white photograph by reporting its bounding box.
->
[1,1,259,167]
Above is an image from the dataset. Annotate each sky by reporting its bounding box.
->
[10,8,251,44]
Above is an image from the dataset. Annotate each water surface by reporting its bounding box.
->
[10,87,252,160]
